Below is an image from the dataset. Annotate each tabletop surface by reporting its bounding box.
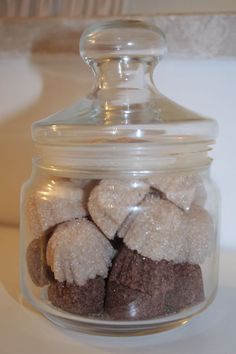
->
[0,225,235,354]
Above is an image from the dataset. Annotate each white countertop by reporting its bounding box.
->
[0,225,235,354]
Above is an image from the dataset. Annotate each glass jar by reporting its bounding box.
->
[20,20,219,335]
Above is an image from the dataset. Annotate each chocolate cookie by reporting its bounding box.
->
[109,245,175,296]
[165,263,205,313]
[48,277,105,315]
[105,245,175,320]
[26,237,53,287]
[106,281,164,320]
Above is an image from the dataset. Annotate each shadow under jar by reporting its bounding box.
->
[20,19,219,336]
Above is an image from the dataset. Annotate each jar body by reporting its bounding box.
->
[20,161,219,335]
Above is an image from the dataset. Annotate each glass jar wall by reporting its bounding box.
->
[20,163,219,334]
[20,20,219,335]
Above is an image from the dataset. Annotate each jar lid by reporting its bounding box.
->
[32,20,217,176]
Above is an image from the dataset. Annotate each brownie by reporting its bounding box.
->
[105,282,165,320]
[164,263,205,313]
[48,277,105,316]
[26,237,53,287]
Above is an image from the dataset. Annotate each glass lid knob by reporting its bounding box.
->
[32,19,217,148]
[80,19,167,64]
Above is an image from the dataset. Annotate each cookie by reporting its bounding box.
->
[108,245,174,296]
[105,245,175,320]
[185,205,214,264]
[48,277,105,315]
[105,281,164,320]
[148,173,206,211]
[165,263,205,312]
[88,179,149,239]
[26,237,53,286]
[46,219,115,286]
[26,178,88,238]
[124,197,186,263]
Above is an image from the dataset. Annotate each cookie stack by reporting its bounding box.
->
[26,174,214,320]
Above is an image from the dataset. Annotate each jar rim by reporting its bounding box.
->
[34,138,213,178]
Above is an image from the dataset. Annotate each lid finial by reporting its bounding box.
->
[80,19,167,64]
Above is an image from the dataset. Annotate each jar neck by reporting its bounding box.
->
[90,57,158,122]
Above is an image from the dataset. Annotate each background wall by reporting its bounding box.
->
[0,2,235,249]
[1,0,236,17]
[1,54,236,249]
[124,0,236,14]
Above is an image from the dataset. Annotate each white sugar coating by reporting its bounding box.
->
[26,179,88,238]
[124,197,187,262]
[148,173,206,211]
[185,205,214,264]
[46,219,115,286]
[123,195,214,264]
[88,179,149,239]
[193,180,207,208]
[87,206,118,240]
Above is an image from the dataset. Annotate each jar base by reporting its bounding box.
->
[43,312,191,336]
[21,275,217,337]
